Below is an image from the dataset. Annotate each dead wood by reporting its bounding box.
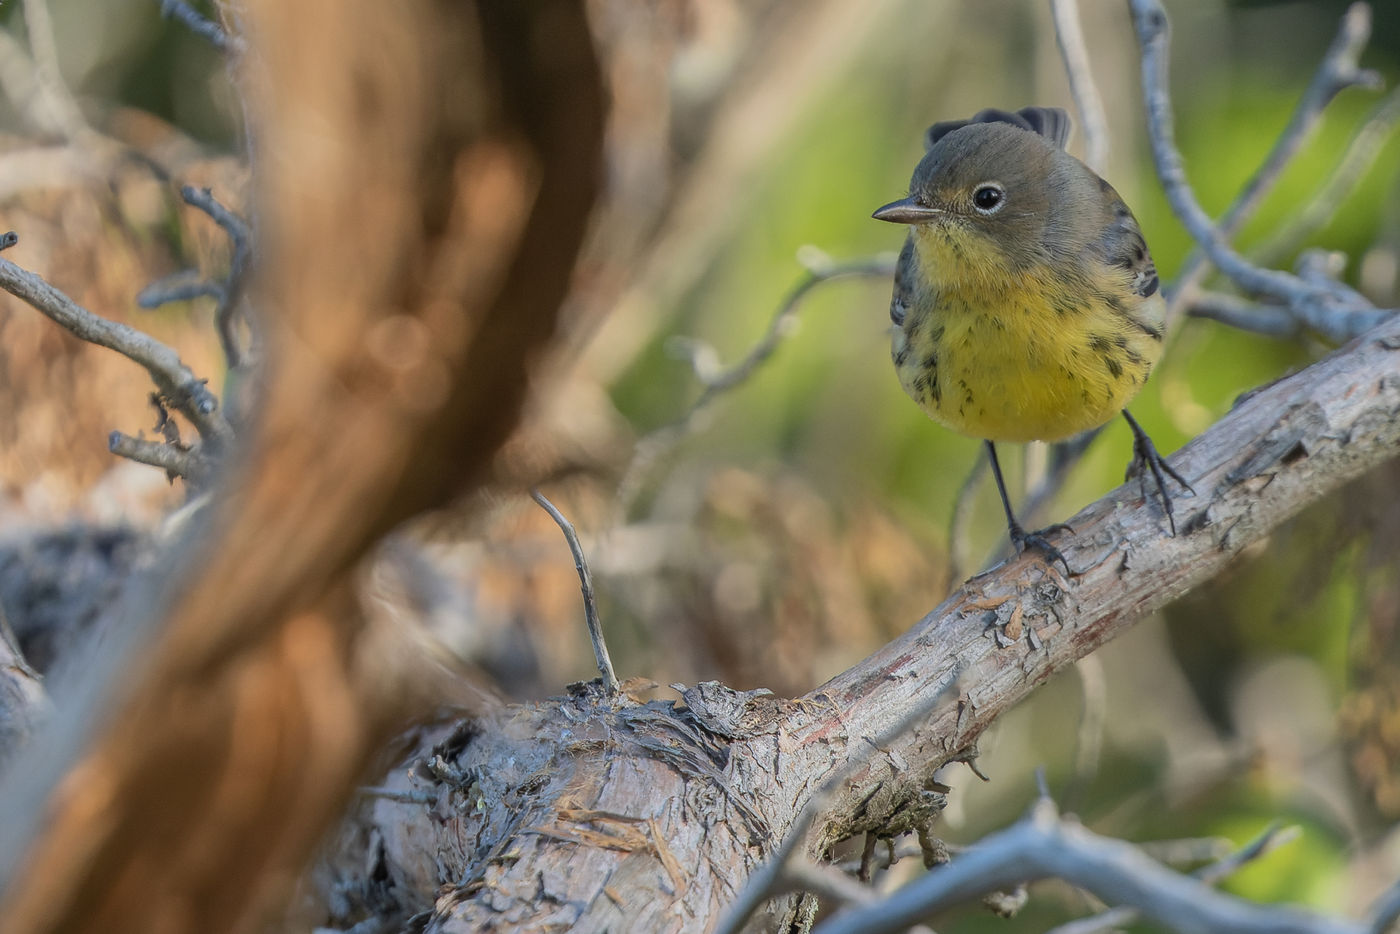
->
[329,316,1400,932]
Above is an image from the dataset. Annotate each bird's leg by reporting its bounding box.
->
[985,441,1072,574]
[1121,409,1193,535]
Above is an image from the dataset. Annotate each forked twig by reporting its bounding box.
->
[0,244,233,452]
[1166,2,1381,319]
[1044,822,1300,934]
[617,252,895,514]
[1132,0,1394,342]
[182,185,254,369]
[811,794,1359,934]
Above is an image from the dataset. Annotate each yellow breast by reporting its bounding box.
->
[893,227,1164,443]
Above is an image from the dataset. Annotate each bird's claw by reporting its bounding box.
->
[1008,522,1073,575]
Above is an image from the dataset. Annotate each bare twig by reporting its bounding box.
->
[616,252,896,513]
[530,489,620,695]
[813,797,1358,934]
[1135,837,1232,867]
[108,431,212,486]
[1045,822,1300,934]
[0,250,234,451]
[1132,0,1394,343]
[1256,86,1400,266]
[784,860,878,910]
[1166,2,1382,319]
[181,185,254,369]
[1050,0,1109,173]
[157,0,244,55]
[137,270,225,308]
[1183,290,1301,337]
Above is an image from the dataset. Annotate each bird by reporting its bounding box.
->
[873,106,1189,572]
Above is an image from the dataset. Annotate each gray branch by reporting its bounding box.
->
[1167,2,1381,318]
[1183,290,1301,337]
[181,185,254,369]
[1132,0,1394,342]
[137,270,226,308]
[108,431,213,486]
[1046,823,1300,934]
[531,489,620,694]
[814,799,1358,934]
[0,250,234,452]
[616,253,895,513]
[1050,0,1110,173]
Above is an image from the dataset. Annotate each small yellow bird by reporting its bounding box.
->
[874,106,1188,571]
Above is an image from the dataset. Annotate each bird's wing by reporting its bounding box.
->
[889,235,917,326]
[1095,183,1160,299]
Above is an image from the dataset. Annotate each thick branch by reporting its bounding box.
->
[363,316,1400,931]
[804,315,1400,854]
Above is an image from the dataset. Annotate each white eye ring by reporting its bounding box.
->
[972,182,1005,215]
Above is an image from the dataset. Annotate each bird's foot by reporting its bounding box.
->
[1008,521,1074,575]
[1125,430,1194,535]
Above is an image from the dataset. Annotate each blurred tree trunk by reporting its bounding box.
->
[0,3,603,932]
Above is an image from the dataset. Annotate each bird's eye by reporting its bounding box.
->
[972,184,1004,214]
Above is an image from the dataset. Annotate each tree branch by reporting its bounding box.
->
[531,489,621,695]
[813,798,1356,934]
[107,431,213,486]
[1045,822,1300,934]
[616,252,895,513]
[0,251,234,451]
[365,316,1400,931]
[1050,0,1109,173]
[180,184,255,369]
[1166,2,1381,318]
[0,3,607,933]
[1133,0,1394,342]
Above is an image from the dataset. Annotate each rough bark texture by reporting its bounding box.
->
[326,317,1400,932]
[0,4,604,933]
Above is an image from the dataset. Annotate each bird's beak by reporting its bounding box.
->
[872,198,942,224]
